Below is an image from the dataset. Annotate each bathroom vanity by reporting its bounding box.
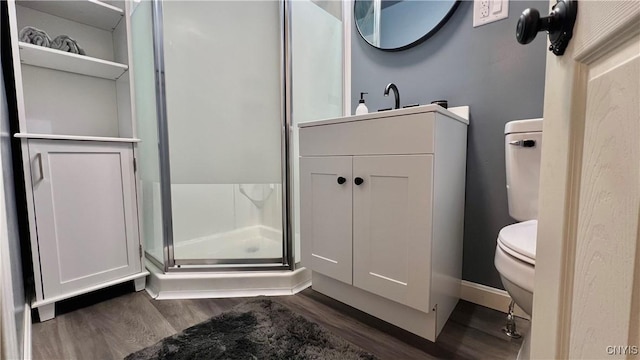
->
[299,105,468,341]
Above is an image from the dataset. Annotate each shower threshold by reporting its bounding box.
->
[145,260,311,300]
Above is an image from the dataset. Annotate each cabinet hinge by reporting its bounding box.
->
[133,158,137,172]
[139,244,143,258]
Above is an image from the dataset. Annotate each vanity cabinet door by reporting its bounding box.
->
[300,156,353,284]
[29,140,141,298]
[352,155,434,312]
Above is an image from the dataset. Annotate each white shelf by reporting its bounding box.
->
[18,0,124,31]
[15,133,140,143]
[19,42,127,80]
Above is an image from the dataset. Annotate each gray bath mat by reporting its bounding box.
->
[125,299,378,360]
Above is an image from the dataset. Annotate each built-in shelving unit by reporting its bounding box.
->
[13,0,134,137]
[7,0,147,322]
[17,0,124,31]
[18,42,128,80]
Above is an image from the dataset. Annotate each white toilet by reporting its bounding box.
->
[494,118,543,359]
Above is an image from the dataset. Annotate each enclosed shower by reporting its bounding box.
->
[129,0,343,281]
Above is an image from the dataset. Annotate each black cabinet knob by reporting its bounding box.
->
[337,176,346,185]
[354,177,364,186]
[516,0,577,56]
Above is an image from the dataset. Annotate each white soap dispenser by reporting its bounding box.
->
[355,92,369,115]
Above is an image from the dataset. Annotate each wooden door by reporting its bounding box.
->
[300,156,353,284]
[29,140,141,298]
[352,155,433,313]
[531,1,640,358]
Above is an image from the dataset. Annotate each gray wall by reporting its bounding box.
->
[351,0,547,289]
[380,1,454,49]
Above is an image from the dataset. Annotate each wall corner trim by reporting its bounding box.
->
[460,280,530,319]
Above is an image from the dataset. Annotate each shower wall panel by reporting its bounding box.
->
[291,0,344,263]
[170,184,281,245]
[130,0,163,264]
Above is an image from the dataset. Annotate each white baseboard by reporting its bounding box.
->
[460,280,530,319]
[23,301,32,360]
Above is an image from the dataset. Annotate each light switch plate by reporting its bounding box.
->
[473,0,509,27]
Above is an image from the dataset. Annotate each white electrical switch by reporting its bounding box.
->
[473,0,509,27]
[492,0,502,13]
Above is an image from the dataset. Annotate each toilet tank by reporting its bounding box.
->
[505,118,543,221]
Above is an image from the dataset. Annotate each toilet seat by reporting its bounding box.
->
[497,220,537,265]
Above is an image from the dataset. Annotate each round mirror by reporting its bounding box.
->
[354,0,460,51]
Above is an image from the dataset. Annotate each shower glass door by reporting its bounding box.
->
[131,0,163,266]
[159,1,286,266]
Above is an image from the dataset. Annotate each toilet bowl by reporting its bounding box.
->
[494,220,536,315]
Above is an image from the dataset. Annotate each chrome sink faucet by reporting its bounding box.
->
[384,83,400,109]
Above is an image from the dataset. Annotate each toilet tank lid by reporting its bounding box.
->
[505,118,543,134]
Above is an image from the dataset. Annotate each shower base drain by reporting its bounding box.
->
[246,246,260,253]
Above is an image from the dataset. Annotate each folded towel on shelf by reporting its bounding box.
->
[19,26,51,47]
[50,35,86,55]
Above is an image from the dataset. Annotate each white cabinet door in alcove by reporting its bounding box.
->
[300,156,352,284]
[352,155,434,313]
[29,140,141,298]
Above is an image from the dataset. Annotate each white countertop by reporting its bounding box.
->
[298,104,469,128]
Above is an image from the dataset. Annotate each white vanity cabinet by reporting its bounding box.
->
[300,156,353,284]
[299,105,469,341]
[352,154,434,313]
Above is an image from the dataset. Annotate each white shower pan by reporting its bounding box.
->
[173,225,283,260]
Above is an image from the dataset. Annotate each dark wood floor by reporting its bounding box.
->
[32,285,529,360]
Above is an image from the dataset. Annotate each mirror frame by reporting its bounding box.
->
[354,0,461,52]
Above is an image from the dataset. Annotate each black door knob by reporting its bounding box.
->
[337,176,346,185]
[516,0,577,56]
[354,177,364,186]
